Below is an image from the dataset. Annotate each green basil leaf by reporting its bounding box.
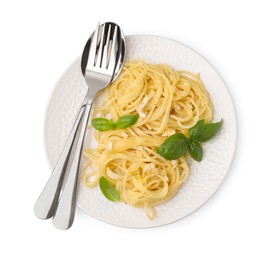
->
[156,133,189,160]
[189,142,203,162]
[198,119,223,143]
[99,176,120,202]
[189,120,205,141]
[91,118,116,131]
[116,114,138,129]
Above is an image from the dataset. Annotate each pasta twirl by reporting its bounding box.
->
[81,60,213,220]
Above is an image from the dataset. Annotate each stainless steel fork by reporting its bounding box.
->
[34,22,126,229]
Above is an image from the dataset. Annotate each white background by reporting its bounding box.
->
[0,0,272,259]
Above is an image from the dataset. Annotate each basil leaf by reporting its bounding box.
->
[198,120,222,143]
[156,133,189,160]
[116,114,138,129]
[189,142,203,162]
[99,176,120,202]
[189,120,205,141]
[91,118,116,131]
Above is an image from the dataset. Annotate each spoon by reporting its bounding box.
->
[34,22,126,229]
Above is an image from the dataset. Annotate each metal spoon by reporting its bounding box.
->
[34,22,126,229]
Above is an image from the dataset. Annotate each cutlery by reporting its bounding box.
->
[34,22,126,229]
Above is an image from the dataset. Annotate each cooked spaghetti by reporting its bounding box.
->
[81,60,213,220]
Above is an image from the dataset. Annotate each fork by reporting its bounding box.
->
[34,22,126,229]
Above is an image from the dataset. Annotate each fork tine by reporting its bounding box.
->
[101,24,111,69]
[83,22,124,82]
[108,25,118,72]
[96,24,105,68]
[88,23,100,67]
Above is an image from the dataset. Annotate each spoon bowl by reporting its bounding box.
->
[81,22,126,82]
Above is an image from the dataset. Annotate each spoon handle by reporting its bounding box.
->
[52,100,92,230]
[34,105,85,219]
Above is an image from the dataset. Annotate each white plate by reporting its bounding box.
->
[44,35,237,228]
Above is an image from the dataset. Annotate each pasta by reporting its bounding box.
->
[81,60,213,220]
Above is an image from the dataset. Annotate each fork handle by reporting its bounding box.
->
[34,105,85,219]
[52,100,92,230]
